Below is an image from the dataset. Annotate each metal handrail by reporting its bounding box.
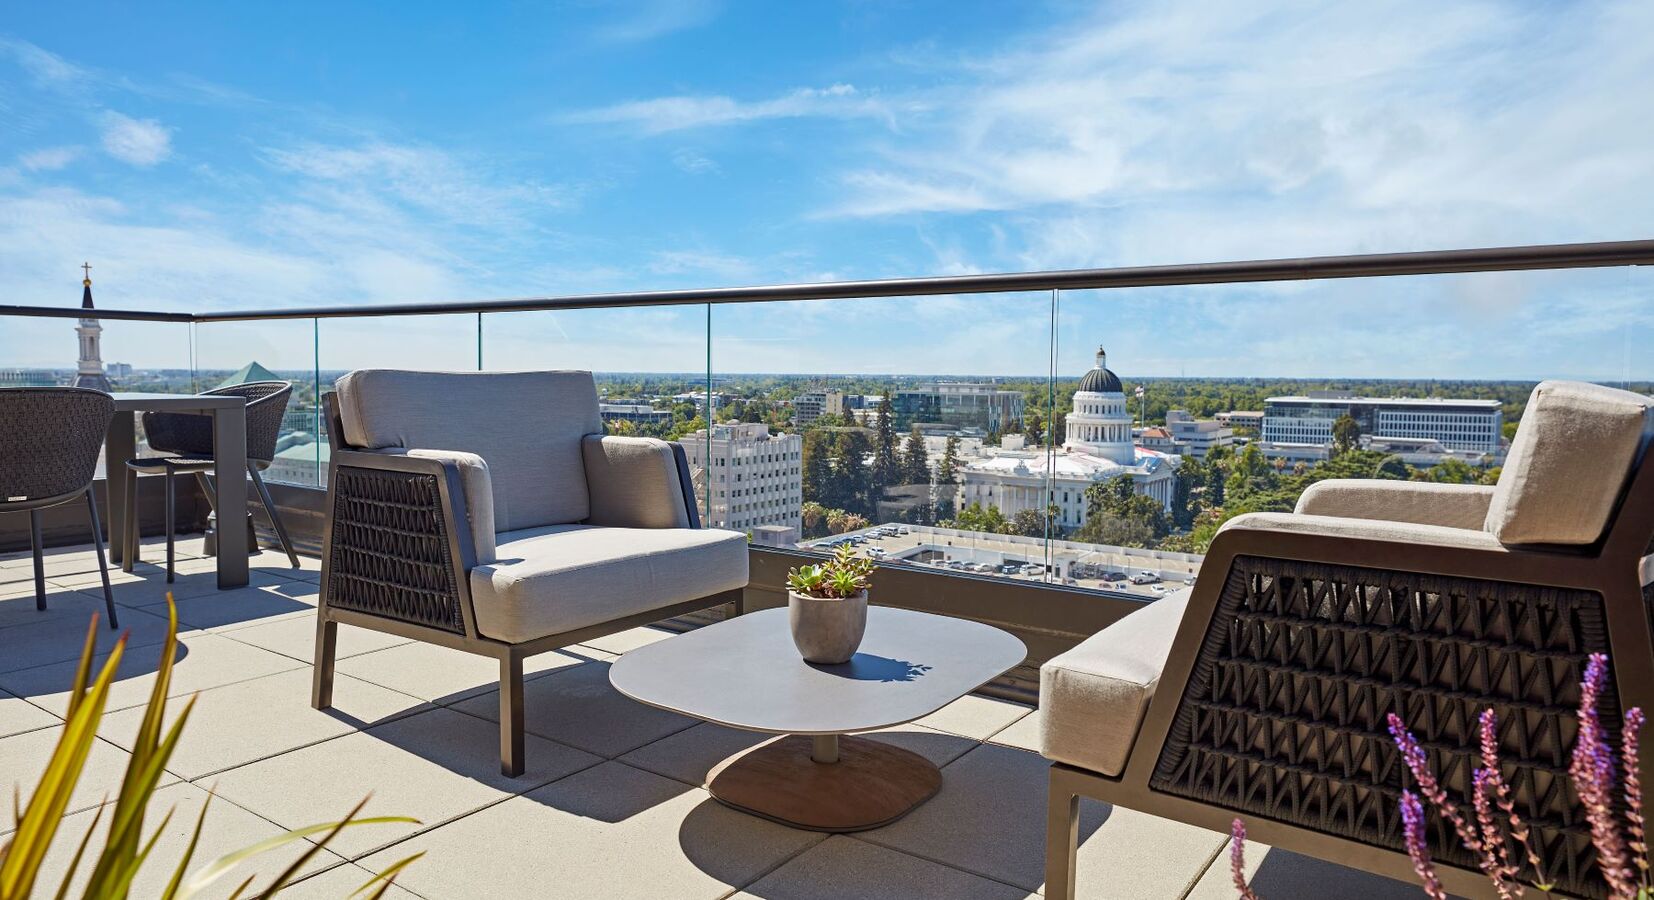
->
[2,238,1651,323]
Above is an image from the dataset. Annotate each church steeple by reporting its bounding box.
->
[73,262,112,392]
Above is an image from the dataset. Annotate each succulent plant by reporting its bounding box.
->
[786,543,874,599]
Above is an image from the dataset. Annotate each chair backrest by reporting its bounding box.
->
[1485,380,1654,546]
[0,387,115,505]
[333,370,603,532]
[142,381,293,463]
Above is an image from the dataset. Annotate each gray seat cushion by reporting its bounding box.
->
[335,370,603,531]
[1039,588,1191,777]
[471,524,749,643]
[1486,380,1654,545]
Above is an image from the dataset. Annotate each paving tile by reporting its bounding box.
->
[29,782,345,898]
[47,563,167,589]
[161,583,317,631]
[861,743,1221,894]
[359,760,823,900]
[209,706,601,858]
[0,606,175,674]
[110,568,293,608]
[0,631,304,716]
[99,669,430,780]
[738,835,1031,900]
[987,706,1041,753]
[277,861,422,899]
[223,612,411,663]
[620,721,977,789]
[450,660,698,758]
[577,624,679,656]
[0,729,160,826]
[1186,838,1425,900]
[0,549,110,580]
[336,640,587,705]
[1,688,60,738]
[251,549,322,574]
[914,694,1032,741]
[0,584,111,630]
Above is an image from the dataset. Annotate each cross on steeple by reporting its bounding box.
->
[81,261,92,285]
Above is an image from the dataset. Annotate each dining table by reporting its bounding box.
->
[104,392,249,589]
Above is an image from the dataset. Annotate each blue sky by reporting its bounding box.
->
[1,1,1650,379]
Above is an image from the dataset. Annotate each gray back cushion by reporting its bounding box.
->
[1485,380,1654,546]
[336,370,603,531]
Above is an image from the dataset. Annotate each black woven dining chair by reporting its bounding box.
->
[124,380,301,581]
[0,387,120,628]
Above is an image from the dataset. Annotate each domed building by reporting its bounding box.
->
[955,347,1178,532]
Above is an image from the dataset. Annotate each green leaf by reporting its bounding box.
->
[174,809,418,900]
[159,790,213,900]
[353,852,424,899]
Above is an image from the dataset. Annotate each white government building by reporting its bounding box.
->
[681,422,804,546]
[956,348,1179,531]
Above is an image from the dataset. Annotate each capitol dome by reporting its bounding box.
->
[1076,346,1123,395]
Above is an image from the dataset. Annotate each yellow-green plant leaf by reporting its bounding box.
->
[0,633,126,899]
[159,790,213,900]
[50,795,106,900]
[85,696,196,898]
[354,852,424,900]
[64,616,101,721]
[174,813,418,900]
[101,806,175,900]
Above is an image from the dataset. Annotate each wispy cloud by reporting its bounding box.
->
[18,145,82,171]
[592,0,720,43]
[562,84,897,134]
[671,148,719,175]
[0,36,85,86]
[99,111,172,166]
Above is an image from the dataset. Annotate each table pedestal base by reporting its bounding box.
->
[707,734,941,833]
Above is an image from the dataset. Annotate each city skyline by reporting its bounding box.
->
[3,2,1652,378]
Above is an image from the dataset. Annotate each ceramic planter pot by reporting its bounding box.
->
[788,589,868,664]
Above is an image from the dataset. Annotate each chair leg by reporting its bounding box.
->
[249,465,300,568]
[29,510,46,612]
[84,491,119,630]
[731,588,745,618]
[500,652,526,777]
[164,470,176,584]
[122,472,139,573]
[311,617,337,709]
[1045,768,1080,900]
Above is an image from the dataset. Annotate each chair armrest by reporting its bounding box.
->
[374,448,496,563]
[581,435,693,529]
[1219,509,1507,553]
[1293,479,1495,530]
[323,448,491,636]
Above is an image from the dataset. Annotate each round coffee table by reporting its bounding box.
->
[609,606,1026,832]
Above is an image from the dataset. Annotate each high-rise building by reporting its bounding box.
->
[892,382,1024,432]
[73,264,111,392]
[681,422,804,545]
[1262,392,1503,454]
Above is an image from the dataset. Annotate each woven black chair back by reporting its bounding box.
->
[0,387,115,505]
[143,381,293,463]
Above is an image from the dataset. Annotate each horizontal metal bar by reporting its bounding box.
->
[2,238,1650,323]
[0,305,194,323]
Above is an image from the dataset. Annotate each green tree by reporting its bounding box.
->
[1424,457,1479,484]
[801,430,833,506]
[901,426,929,483]
[801,501,829,538]
[872,392,900,496]
[938,436,961,484]
[834,431,873,516]
[1170,459,1200,530]
[1331,414,1361,456]
[1372,454,1412,480]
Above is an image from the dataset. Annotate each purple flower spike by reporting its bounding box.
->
[1571,653,1636,898]
[1230,818,1260,900]
[1402,791,1450,900]
[1625,707,1648,886]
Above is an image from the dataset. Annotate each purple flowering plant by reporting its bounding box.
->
[1232,652,1649,899]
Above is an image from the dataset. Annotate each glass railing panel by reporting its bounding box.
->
[709,291,1061,585]
[315,313,481,486]
[0,314,194,469]
[1055,266,1654,598]
[191,318,323,486]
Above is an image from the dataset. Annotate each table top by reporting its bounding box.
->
[110,392,245,411]
[608,607,1026,736]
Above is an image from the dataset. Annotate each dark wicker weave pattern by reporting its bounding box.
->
[324,465,466,634]
[143,381,292,463]
[1151,556,1616,898]
[0,388,115,502]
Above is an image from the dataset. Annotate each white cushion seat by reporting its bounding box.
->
[1040,587,1192,777]
[471,524,750,643]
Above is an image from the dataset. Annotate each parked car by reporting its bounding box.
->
[1130,572,1161,585]
[1150,584,1169,595]
[1183,575,1197,586]
[1102,571,1128,582]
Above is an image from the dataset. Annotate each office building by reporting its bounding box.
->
[1263,392,1502,454]
[681,422,803,543]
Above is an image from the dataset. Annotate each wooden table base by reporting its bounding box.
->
[707,734,942,833]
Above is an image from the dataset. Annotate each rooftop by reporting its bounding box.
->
[0,539,1423,898]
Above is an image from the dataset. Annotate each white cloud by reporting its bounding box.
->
[563,84,894,134]
[99,112,173,166]
[593,0,720,43]
[0,37,86,86]
[671,148,719,175]
[18,146,82,171]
